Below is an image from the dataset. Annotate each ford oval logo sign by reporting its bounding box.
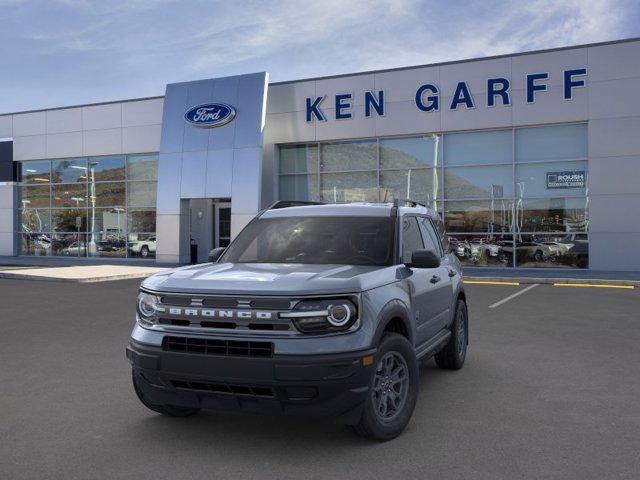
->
[184,103,236,128]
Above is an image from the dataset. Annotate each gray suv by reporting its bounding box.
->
[126,200,468,441]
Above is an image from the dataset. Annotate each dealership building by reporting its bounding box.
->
[0,37,639,270]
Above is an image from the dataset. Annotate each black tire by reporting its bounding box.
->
[140,246,149,258]
[435,300,468,370]
[349,333,419,441]
[534,250,543,262]
[132,370,200,417]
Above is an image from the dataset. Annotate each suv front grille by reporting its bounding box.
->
[162,336,273,357]
[154,295,295,334]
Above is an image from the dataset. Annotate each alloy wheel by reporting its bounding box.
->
[456,309,466,359]
[373,352,410,421]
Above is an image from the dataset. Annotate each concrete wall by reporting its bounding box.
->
[264,39,640,271]
[1,97,163,160]
[585,41,640,270]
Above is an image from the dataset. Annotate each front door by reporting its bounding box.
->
[417,216,453,335]
[215,202,231,248]
[402,216,451,347]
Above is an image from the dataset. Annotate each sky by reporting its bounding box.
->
[1,0,639,113]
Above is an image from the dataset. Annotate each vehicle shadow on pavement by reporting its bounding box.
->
[122,360,453,450]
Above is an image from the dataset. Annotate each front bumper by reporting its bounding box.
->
[126,340,376,424]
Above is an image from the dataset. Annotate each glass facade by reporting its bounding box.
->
[17,154,158,258]
[278,124,588,268]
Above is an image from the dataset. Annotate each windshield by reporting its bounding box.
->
[220,216,396,266]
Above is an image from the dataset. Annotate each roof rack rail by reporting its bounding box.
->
[392,198,429,209]
[268,200,325,210]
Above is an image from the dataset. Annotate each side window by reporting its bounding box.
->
[434,217,449,252]
[402,217,424,264]
[418,217,441,256]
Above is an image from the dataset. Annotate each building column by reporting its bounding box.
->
[156,199,190,265]
[0,182,16,256]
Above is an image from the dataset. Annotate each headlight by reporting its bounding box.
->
[327,303,353,326]
[136,291,160,326]
[282,298,358,334]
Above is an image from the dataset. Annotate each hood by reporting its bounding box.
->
[142,262,397,296]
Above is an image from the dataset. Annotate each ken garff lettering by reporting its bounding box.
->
[305,68,588,122]
[184,102,237,127]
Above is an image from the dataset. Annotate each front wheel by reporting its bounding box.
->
[435,300,468,370]
[349,333,419,441]
[140,246,149,258]
[132,370,200,417]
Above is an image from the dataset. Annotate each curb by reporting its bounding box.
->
[0,272,156,283]
[465,276,640,287]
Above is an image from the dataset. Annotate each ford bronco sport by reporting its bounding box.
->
[126,200,468,441]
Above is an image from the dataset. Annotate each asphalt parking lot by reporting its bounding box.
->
[1,278,639,480]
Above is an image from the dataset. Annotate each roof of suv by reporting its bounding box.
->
[260,202,439,219]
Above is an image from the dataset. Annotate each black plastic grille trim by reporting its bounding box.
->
[248,298,292,310]
[158,318,292,332]
[159,296,192,306]
[171,379,275,397]
[162,336,273,357]
[201,298,240,308]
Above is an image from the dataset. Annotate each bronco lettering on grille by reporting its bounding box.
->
[160,307,275,320]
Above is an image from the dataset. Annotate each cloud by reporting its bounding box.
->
[188,0,420,70]
[0,0,637,111]
[313,0,630,72]
[177,0,633,79]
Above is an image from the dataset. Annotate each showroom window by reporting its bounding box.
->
[17,153,158,259]
[278,123,588,268]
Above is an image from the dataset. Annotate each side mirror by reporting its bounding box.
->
[406,249,440,269]
[208,247,226,263]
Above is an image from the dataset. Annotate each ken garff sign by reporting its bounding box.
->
[184,102,236,128]
[547,170,586,189]
[305,69,587,122]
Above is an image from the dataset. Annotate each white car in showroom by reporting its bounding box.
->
[469,238,501,258]
[128,236,156,258]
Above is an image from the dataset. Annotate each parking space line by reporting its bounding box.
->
[489,283,539,309]
[464,280,520,286]
[553,283,635,289]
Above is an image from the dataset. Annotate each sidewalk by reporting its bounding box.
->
[464,267,640,287]
[0,265,169,283]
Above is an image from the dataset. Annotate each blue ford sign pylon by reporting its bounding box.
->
[184,102,237,127]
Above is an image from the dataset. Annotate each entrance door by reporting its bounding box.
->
[189,198,214,263]
[214,202,231,248]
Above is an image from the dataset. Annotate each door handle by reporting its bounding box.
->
[448,269,457,277]
[430,275,441,284]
